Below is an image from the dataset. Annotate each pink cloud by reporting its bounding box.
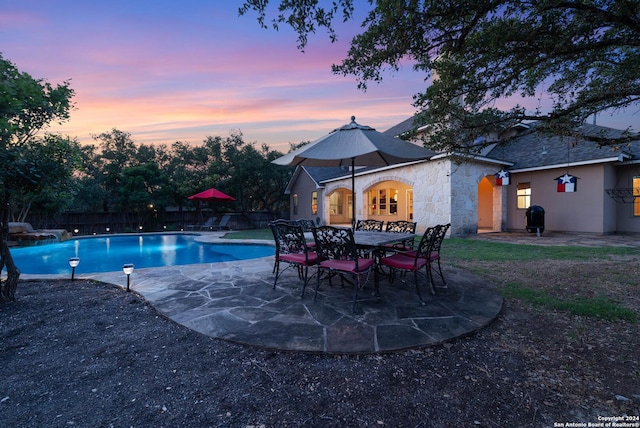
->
[7,0,635,152]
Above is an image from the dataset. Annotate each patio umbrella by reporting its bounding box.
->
[273,116,435,226]
[188,188,235,224]
[188,188,236,202]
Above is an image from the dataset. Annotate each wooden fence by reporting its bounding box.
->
[24,211,286,235]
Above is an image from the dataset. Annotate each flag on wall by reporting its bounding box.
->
[556,173,577,192]
[495,169,510,186]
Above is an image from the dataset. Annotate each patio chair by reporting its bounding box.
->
[296,219,317,248]
[425,223,450,288]
[214,214,231,231]
[269,220,319,297]
[355,219,384,231]
[296,219,316,232]
[379,226,438,304]
[186,216,217,231]
[200,216,220,230]
[312,226,378,312]
[384,220,417,252]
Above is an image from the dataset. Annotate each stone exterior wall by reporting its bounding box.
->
[449,161,501,235]
[412,159,452,233]
[320,159,501,235]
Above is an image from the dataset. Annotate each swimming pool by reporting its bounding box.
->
[9,234,274,275]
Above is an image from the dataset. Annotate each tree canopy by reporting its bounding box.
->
[0,53,77,301]
[240,0,640,152]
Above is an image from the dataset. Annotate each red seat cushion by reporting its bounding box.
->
[381,253,428,270]
[279,252,319,265]
[384,243,413,252]
[397,251,439,262]
[319,257,374,273]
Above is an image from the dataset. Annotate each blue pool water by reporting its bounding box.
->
[9,234,274,275]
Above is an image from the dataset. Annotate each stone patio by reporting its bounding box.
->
[19,230,639,354]
[86,252,503,354]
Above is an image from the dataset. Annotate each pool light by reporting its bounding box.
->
[68,257,80,281]
[122,263,134,292]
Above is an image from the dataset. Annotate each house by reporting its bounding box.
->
[283,118,640,235]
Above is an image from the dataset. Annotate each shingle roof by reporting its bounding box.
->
[383,116,417,137]
[303,165,390,184]
[302,166,352,183]
[485,122,640,170]
[303,118,639,183]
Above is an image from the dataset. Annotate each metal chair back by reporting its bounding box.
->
[385,220,416,234]
[355,219,384,231]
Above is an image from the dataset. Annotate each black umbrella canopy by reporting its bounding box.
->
[273,116,435,226]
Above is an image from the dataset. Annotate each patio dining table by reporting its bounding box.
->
[304,229,415,268]
[303,230,415,249]
[352,230,415,249]
[353,231,416,273]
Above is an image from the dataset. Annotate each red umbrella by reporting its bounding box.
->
[188,188,236,201]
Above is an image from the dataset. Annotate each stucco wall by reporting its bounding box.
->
[289,172,323,223]
[507,165,610,233]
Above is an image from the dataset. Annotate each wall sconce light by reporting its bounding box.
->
[73,228,79,235]
[69,257,80,281]
[106,227,110,233]
[122,263,134,292]
[139,225,143,231]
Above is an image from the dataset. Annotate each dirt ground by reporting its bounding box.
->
[1,258,639,427]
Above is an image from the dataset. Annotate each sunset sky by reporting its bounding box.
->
[2,1,637,153]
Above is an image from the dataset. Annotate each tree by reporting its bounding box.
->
[0,54,75,301]
[92,129,139,212]
[70,144,110,212]
[240,0,640,152]
[10,134,81,223]
[216,133,290,214]
[165,141,213,216]
[120,163,169,230]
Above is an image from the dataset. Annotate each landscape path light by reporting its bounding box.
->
[68,257,80,281]
[122,263,134,292]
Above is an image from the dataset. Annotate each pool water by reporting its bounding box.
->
[8,234,274,275]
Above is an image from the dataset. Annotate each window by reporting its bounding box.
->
[292,194,298,215]
[329,192,343,215]
[517,183,531,209]
[379,189,387,215]
[311,191,318,215]
[368,187,398,216]
[368,189,377,215]
[390,189,398,214]
[634,177,640,216]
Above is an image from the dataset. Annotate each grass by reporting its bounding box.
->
[502,282,639,322]
[224,229,639,322]
[444,237,640,261]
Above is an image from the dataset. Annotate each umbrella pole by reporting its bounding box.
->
[351,158,356,229]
